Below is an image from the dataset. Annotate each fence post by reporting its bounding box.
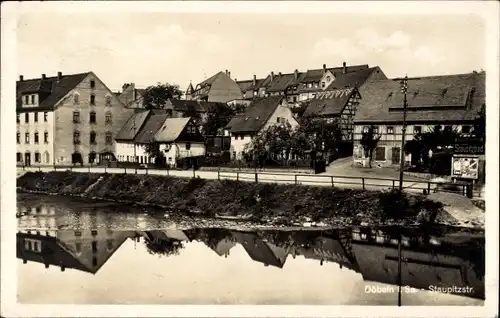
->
[295,174,298,185]
[39,166,42,172]
[392,180,395,189]
[255,172,258,183]
[88,166,90,173]
[104,166,107,174]
[124,167,127,174]
[217,170,220,181]
[236,172,239,181]
[193,168,195,179]
[427,182,431,194]
[135,168,137,175]
[146,167,148,175]
[362,178,365,190]
[331,176,334,187]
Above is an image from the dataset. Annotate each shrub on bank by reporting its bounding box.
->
[17,172,443,223]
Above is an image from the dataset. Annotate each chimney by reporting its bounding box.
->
[19,75,24,82]
[57,72,62,80]
[225,69,228,76]
[271,72,274,82]
[228,71,231,78]
[122,83,130,92]
[294,69,298,80]
[323,64,327,74]
[41,74,46,80]
[253,75,256,86]
[278,72,282,76]
[342,62,347,74]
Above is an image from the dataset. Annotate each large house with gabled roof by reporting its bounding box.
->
[16,71,135,167]
[352,71,485,168]
[225,96,299,160]
[187,70,243,103]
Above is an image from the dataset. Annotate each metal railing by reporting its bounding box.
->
[16,164,481,198]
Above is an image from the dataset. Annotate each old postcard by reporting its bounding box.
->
[1,1,499,317]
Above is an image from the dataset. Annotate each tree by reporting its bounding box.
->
[143,237,185,257]
[360,125,381,168]
[243,122,294,167]
[294,117,343,162]
[142,83,183,109]
[472,104,485,141]
[144,141,165,166]
[202,103,243,136]
[290,101,310,119]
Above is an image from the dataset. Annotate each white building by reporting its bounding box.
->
[115,110,205,167]
[225,96,299,160]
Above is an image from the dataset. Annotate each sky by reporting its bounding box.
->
[15,3,487,93]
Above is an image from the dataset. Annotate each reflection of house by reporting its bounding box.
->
[16,72,135,166]
[139,230,190,243]
[231,231,289,268]
[17,229,135,274]
[296,236,358,272]
[352,71,485,167]
[350,229,484,300]
[197,229,237,258]
[225,96,299,160]
[115,111,205,166]
[187,70,243,103]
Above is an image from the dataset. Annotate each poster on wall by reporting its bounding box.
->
[451,155,479,180]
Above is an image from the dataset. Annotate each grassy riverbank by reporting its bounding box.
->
[17,171,445,227]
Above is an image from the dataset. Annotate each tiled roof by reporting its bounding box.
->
[154,117,191,143]
[225,96,284,133]
[267,73,303,92]
[16,72,91,111]
[326,67,380,90]
[300,69,325,83]
[303,88,356,117]
[198,71,223,88]
[169,99,226,112]
[354,72,485,124]
[134,113,170,144]
[115,110,151,141]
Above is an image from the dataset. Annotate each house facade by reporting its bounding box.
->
[236,62,377,106]
[16,72,134,167]
[188,70,243,103]
[352,72,485,168]
[117,83,146,108]
[115,111,205,167]
[225,96,299,160]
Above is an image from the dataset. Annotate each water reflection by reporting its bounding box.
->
[17,226,485,305]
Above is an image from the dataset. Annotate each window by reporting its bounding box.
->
[444,125,452,132]
[91,230,98,236]
[105,132,113,145]
[90,94,96,105]
[461,125,470,134]
[17,152,22,162]
[25,96,29,104]
[34,112,38,122]
[92,257,98,267]
[73,111,80,123]
[326,76,331,82]
[387,126,394,134]
[25,113,29,123]
[321,82,326,88]
[31,95,35,104]
[34,132,39,144]
[44,152,50,164]
[105,95,112,106]
[44,131,49,143]
[90,131,97,144]
[90,80,96,89]
[89,152,96,164]
[186,142,191,150]
[75,243,82,253]
[16,132,20,144]
[363,126,369,133]
[413,126,422,134]
[74,231,81,237]
[90,111,96,123]
[92,241,98,253]
[73,131,80,145]
[107,239,114,251]
[375,147,386,161]
[35,152,40,163]
[16,114,20,123]
[373,126,379,134]
[73,93,79,104]
[25,133,30,144]
[105,112,112,124]
[44,112,48,122]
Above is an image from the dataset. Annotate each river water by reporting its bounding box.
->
[16,193,485,305]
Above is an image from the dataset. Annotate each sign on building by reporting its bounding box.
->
[451,155,479,180]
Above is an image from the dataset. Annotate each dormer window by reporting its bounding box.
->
[31,95,35,104]
[326,76,331,82]
[25,96,29,105]
[90,80,96,89]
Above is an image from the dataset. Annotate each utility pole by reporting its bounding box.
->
[133,118,137,164]
[398,75,408,191]
[397,233,402,306]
